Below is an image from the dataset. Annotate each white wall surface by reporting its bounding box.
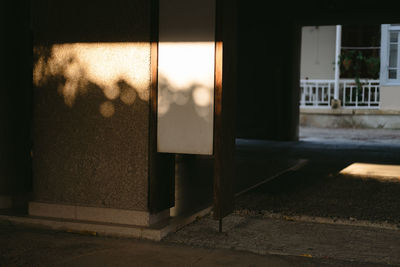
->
[380,86,400,110]
[300,26,336,80]
[157,0,215,155]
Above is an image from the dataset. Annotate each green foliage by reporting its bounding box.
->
[335,50,380,96]
[364,56,380,78]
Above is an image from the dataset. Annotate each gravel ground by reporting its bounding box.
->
[235,127,400,224]
[165,213,400,266]
[235,163,400,225]
[168,129,400,266]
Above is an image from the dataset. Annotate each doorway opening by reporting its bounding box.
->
[233,21,400,225]
[299,23,400,144]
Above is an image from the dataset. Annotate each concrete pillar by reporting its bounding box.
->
[28,0,172,226]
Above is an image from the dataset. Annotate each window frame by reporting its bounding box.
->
[380,24,400,85]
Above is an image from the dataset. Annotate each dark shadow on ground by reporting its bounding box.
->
[235,139,400,224]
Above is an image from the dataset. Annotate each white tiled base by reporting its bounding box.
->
[29,202,170,227]
[0,205,212,241]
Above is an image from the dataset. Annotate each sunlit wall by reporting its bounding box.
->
[157,0,216,155]
[34,43,150,116]
[32,42,152,211]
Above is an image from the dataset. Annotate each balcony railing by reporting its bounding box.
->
[300,79,380,109]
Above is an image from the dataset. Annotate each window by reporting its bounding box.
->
[381,24,400,85]
[341,24,380,79]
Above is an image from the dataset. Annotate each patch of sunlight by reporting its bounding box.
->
[99,101,115,118]
[33,43,150,109]
[340,163,400,182]
[157,42,214,117]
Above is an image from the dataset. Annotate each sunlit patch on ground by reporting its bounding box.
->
[340,163,400,182]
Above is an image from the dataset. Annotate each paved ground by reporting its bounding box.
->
[300,127,400,145]
[0,220,397,267]
[2,221,391,267]
[1,127,399,266]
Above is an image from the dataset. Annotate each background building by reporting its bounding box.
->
[300,24,400,128]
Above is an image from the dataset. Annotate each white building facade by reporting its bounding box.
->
[300,24,400,128]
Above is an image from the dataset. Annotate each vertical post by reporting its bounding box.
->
[334,25,342,101]
[213,0,236,220]
[148,0,175,213]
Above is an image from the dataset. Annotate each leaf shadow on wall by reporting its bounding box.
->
[31,44,151,209]
[157,74,214,154]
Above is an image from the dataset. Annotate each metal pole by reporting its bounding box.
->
[334,25,342,101]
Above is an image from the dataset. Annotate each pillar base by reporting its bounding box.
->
[1,204,211,241]
[29,202,169,227]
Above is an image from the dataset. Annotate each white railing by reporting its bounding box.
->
[300,79,380,109]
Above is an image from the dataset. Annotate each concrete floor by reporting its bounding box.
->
[0,222,394,267]
[1,127,399,266]
[300,126,400,146]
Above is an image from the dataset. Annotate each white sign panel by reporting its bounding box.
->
[157,0,215,155]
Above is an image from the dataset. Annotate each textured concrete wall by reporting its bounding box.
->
[380,86,400,110]
[31,0,152,211]
[300,26,336,80]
